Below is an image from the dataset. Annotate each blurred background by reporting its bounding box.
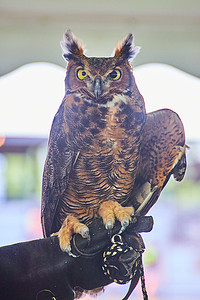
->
[0,0,200,299]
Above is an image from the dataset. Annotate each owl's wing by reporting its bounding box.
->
[132,108,187,216]
[41,103,78,237]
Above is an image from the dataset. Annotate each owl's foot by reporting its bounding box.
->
[98,200,134,236]
[53,215,90,256]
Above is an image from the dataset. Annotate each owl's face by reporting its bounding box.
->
[61,30,140,104]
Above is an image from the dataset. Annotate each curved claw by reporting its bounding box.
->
[80,226,90,238]
[61,243,78,258]
[66,250,78,258]
[105,219,114,237]
[119,217,130,234]
[79,226,91,245]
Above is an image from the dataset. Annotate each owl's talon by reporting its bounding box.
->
[79,226,91,245]
[57,215,90,254]
[105,219,114,230]
[59,239,72,255]
[106,220,114,237]
[80,226,90,240]
[104,219,113,237]
[64,245,77,258]
[98,201,134,237]
[119,217,130,234]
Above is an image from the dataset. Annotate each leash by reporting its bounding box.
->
[121,254,148,300]
[102,234,148,300]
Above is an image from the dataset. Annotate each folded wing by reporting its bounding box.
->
[131,109,187,216]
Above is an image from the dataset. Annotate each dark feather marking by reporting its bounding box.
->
[71,103,78,112]
[78,125,86,133]
[84,135,93,145]
[90,110,101,123]
[99,106,108,115]
[90,127,100,135]
[125,90,132,97]
[80,103,89,114]
[74,96,80,102]
[81,117,90,128]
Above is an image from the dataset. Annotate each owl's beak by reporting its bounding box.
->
[93,76,102,99]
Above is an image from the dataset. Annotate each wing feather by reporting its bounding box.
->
[41,103,78,237]
[131,109,187,215]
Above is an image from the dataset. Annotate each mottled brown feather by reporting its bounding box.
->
[129,108,187,215]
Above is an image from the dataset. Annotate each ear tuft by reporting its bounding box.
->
[114,33,140,62]
[60,29,85,61]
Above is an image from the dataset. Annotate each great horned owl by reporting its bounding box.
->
[41,30,187,254]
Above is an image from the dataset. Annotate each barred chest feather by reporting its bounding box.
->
[61,92,146,221]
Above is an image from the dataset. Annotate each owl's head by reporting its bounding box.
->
[61,30,140,104]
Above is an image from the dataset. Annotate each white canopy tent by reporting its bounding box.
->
[0,0,200,77]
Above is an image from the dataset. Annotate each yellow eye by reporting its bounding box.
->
[109,69,121,80]
[77,69,87,80]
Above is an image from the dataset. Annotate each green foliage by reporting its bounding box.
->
[5,152,41,200]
